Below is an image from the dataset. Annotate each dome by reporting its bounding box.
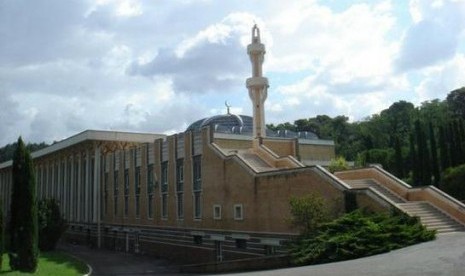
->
[186,114,253,134]
[185,114,319,140]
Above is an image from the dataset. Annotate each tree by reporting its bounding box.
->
[429,122,440,186]
[9,137,38,273]
[0,203,3,270]
[442,164,465,200]
[38,199,68,251]
[289,194,330,235]
[446,87,465,119]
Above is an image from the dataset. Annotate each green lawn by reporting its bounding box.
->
[0,252,89,275]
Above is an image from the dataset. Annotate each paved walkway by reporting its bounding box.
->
[61,232,465,275]
[227,232,465,276]
[59,243,182,275]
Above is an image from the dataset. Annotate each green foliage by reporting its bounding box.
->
[0,204,3,270]
[1,252,88,275]
[328,156,349,173]
[289,210,435,266]
[0,142,48,163]
[446,87,465,120]
[442,164,465,200]
[289,194,330,235]
[9,137,39,273]
[38,199,68,251]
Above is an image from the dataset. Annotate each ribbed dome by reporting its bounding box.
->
[185,114,319,140]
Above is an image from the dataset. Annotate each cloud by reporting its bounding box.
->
[127,13,257,94]
[395,0,465,71]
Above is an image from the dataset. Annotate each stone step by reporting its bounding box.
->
[345,179,405,203]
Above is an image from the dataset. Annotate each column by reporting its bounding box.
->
[94,145,101,247]
[85,148,90,223]
[77,153,82,222]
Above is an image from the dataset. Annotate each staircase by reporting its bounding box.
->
[398,202,465,233]
[238,151,274,172]
[344,179,405,203]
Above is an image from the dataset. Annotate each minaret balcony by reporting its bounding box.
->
[246,77,269,89]
[247,43,266,54]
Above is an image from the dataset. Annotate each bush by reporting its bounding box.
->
[289,210,435,265]
[38,199,68,251]
[289,194,330,235]
[442,164,465,200]
[328,156,349,173]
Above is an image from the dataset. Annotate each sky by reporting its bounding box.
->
[1,0,465,147]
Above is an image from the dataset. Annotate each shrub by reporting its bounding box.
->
[289,210,435,265]
[442,164,465,200]
[38,199,68,251]
[328,156,349,173]
[289,194,330,235]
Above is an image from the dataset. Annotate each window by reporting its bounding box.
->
[176,159,184,219]
[135,167,141,218]
[124,169,129,217]
[161,194,168,219]
[193,155,202,219]
[161,162,168,219]
[234,204,243,220]
[147,164,155,219]
[213,205,222,220]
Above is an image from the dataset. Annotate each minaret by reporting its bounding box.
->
[246,25,269,147]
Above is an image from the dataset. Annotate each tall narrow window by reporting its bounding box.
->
[135,166,141,218]
[161,161,168,219]
[124,169,129,217]
[176,159,184,219]
[193,155,202,219]
[147,164,155,219]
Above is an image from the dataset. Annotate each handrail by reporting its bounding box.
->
[313,165,352,191]
[370,165,412,189]
[409,185,465,212]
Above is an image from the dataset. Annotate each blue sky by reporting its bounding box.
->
[1,0,465,146]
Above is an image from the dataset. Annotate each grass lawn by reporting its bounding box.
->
[0,251,89,275]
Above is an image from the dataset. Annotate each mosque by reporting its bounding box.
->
[1,26,464,265]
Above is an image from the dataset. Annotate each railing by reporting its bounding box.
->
[408,185,465,226]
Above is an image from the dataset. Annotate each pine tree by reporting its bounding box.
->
[9,137,38,272]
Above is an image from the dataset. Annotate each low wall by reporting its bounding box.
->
[180,255,290,273]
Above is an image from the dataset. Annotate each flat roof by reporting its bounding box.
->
[0,130,166,169]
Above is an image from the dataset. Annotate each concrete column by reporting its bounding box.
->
[85,148,90,223]
[70,155,75,222]
[63,157,68,219]
[93,145,102,248]
[77,154,82,222]
[57,159,62,204]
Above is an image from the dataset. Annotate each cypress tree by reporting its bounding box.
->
[9,137,38,273]
[0,203,3,270]
[449,121,459,166]
[439,125,450,171]
[429,122,440,186]
[414,120,431,186]
[409,133,419,185]
[394,136,404,178]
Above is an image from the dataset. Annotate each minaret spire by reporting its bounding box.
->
[246,25,269,146]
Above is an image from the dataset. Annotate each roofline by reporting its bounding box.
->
[0,130,166,170]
